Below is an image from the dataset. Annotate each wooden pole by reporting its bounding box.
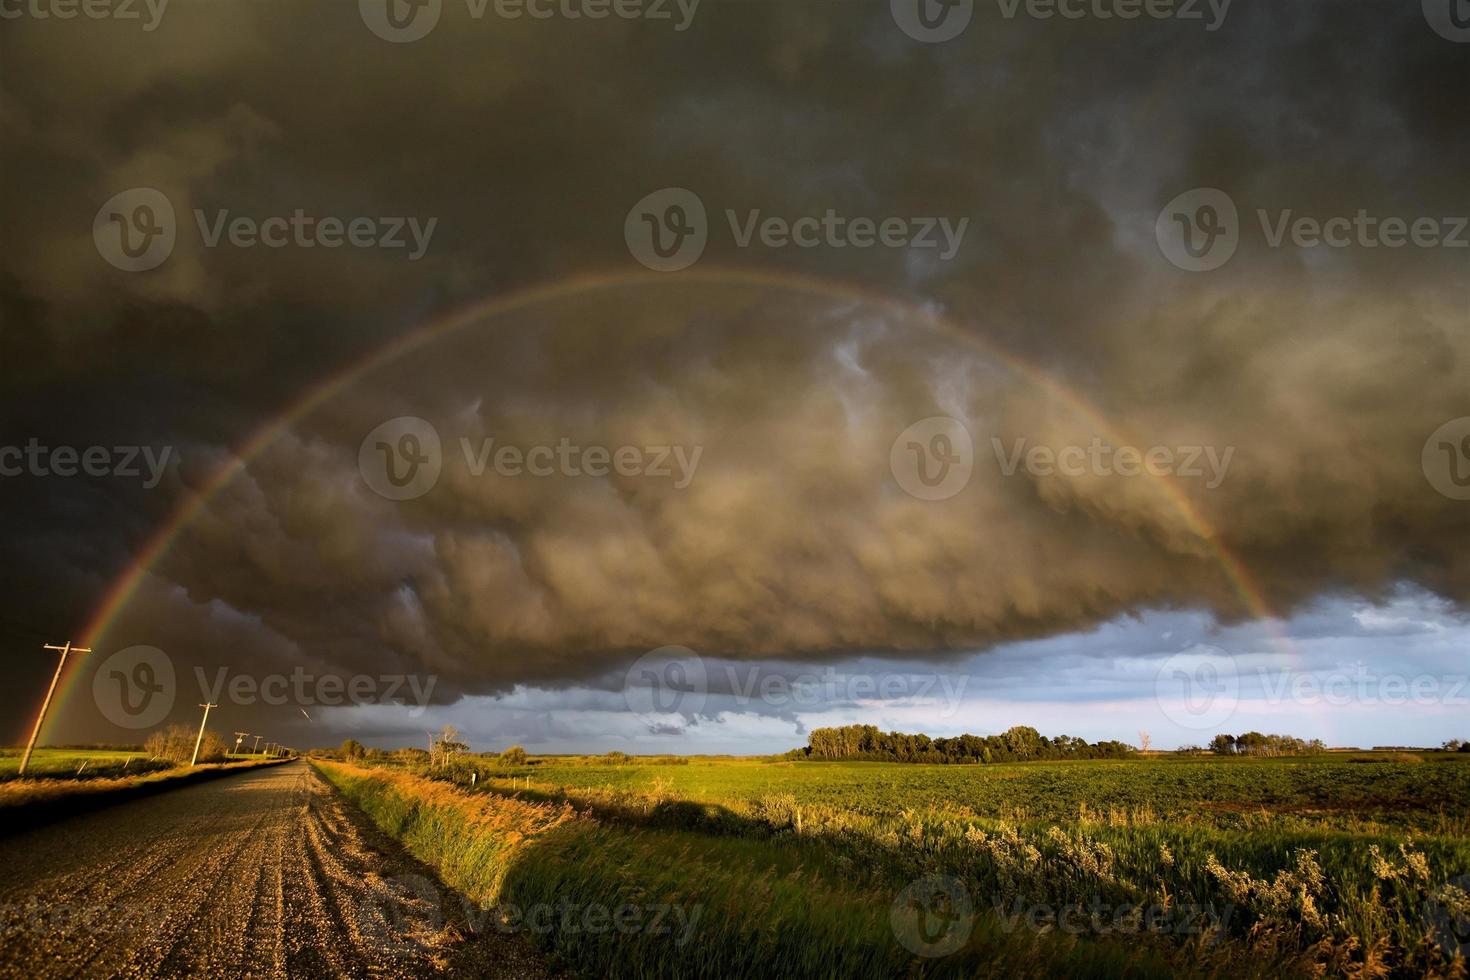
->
[190,703,217,766]
[19,642,91,776]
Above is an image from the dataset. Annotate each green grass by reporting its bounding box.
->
[460,754,1470,834]
[0,747,171,781]
[0,747,276,782]
[320,754,1470,978]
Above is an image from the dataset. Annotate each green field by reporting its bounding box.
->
[319,753,1470,979]
[0,747,274,781]
[0,747,169,780]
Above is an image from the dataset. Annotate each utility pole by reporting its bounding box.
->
[19,642,91,776]
[190,703,218,766]
[252,734,263,754]
[232,732,250,756]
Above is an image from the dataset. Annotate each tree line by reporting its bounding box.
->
[1206,732,1326,756]
[789,724,1135,763]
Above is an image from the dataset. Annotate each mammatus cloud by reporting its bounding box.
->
[0,1,1463,741]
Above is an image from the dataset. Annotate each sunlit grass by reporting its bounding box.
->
[319,756,1470,978]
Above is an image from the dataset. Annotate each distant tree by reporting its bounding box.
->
[1138,731,1152,753]
[340,738,365,761]
[432,725,468,767]
[795,724,1136,764]
[1209,732,1321,757]
[1001,726,1042,759]
[145,725,228,764]
[498,745,528,766]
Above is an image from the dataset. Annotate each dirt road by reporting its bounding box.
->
[0,762,551,979]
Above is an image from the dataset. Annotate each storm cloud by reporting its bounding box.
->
[0,0,1464,743]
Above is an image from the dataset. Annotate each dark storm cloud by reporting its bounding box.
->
[0,1,1464,742]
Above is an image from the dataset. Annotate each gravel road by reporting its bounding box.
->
[0,761,553,979]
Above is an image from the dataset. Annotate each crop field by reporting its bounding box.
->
[319,753,1470,979]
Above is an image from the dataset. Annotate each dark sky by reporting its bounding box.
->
[0,0,1465,748]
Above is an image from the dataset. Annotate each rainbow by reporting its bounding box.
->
[58,266,1296,724]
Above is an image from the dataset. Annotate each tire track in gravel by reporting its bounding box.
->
[0,762,554,979]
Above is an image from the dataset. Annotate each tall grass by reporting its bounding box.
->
[317,761,1404,979]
